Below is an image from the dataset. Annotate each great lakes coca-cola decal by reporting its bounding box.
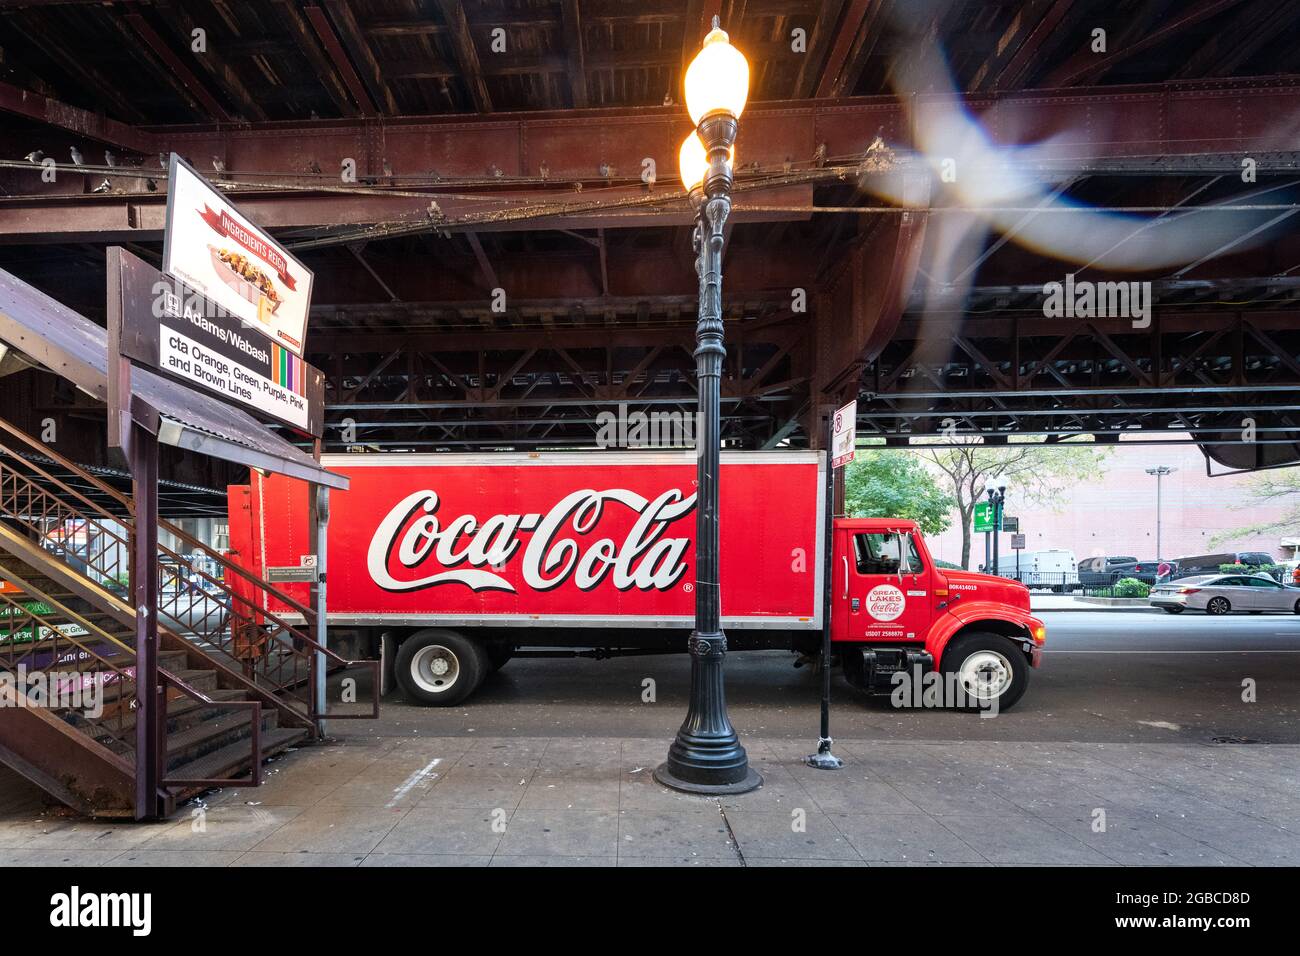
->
[368,487,696,593]
[865,583,906,621]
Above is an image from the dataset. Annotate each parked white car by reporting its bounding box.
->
[1149,574,1300,615]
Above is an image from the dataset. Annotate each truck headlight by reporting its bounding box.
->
[1032,624,1047,644]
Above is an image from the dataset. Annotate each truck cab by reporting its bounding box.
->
[831,518,1045,710]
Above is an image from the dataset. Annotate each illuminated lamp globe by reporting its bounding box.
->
[684,23,750,126]
[679,133,709,192]
[678,132,735,192]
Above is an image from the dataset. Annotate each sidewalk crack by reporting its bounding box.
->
[716,801,747,867]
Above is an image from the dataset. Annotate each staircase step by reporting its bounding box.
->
[111,687,248,734]
[159,650,190,670]
[167,727,308,787]
[95,668,218,707]
[164,706,280,770]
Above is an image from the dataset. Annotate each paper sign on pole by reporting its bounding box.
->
[831,400,857,469]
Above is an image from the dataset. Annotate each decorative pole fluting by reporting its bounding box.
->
[655,18,761,795]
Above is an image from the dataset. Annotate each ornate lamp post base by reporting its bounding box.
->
[654,631,762,795]
[654,763,763,795]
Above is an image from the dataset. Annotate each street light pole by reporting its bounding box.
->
[985,482,1006,575]
[656,18,761,794]
[1145,466,1175,561]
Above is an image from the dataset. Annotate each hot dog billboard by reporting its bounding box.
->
[161,154,313,358]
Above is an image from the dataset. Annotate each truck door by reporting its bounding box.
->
[833,529,934,642]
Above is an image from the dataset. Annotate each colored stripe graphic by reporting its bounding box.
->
[271,344,303,394]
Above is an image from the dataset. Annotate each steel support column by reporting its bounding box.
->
[130,420,161,820]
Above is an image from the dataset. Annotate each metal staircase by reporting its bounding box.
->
[0,416,377,819]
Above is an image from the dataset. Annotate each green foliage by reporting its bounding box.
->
[1212,466,1300,544]
[843,451,955,535]
[1113,577,1150,598]
[1218,563,1285,580]
[921,439,1114,569]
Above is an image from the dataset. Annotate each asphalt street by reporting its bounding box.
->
[359,610,1300,745]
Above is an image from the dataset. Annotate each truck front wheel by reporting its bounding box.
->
[395,629,487,706]
[941,633,1028,712]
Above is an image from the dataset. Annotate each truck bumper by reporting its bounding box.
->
[841,646,934,693]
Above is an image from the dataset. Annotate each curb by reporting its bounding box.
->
[1031,605,1163,613]
[1074,597,1153,607]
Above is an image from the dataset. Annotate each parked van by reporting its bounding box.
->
[1167,551,1275,579]
[995,549,1080,592]
[1077,556,1138,588]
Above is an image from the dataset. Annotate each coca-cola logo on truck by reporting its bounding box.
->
[865,583,906,621]
[367,487,697,594]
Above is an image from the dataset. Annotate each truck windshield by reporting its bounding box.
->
[854,532,924,575]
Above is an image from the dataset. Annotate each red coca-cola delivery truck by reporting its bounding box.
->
[228,451,1045,710]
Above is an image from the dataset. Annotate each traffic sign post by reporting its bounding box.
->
[830,400,857,469]
[807,402,854,772]
[974,502,995,533]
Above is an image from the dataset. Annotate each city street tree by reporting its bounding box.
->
[1214,466,1300,543]
[922,440,1112,569]
[844,450,955,534]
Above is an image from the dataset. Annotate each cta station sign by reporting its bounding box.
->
[153,278,317,431]
[110,248,323,435]
[108,155,323,437]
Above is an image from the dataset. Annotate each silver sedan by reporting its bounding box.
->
[1149,574,1300,615]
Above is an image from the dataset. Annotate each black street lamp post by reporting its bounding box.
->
[986,482,1006,574]
[654,19,761,795]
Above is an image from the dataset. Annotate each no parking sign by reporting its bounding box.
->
[831,400,857,469]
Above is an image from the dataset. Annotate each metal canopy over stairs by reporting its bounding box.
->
[0,414,377,819]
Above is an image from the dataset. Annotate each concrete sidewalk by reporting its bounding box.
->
[2,733,1296,866]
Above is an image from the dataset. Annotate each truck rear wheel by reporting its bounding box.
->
[941,633,1028,712]
[395,629,487,706]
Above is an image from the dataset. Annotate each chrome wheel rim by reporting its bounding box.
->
[410,644,460,694]
[957,649,1013,701]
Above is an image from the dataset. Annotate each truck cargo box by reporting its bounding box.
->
[244,450,824,630]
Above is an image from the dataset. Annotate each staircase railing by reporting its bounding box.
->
[0,561,136,751]
[158,671,262,790]
[0,416,377,729]
[0,557,265,795]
